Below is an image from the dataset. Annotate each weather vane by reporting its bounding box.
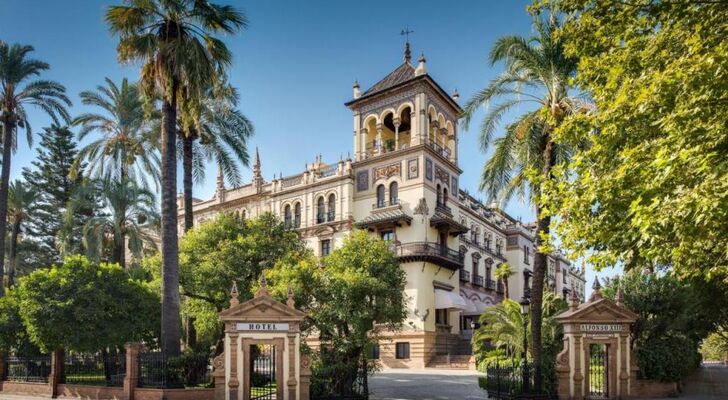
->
[400,26,414,43]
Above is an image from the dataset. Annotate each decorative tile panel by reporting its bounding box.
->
[425,158,433,181]
[373,162,401,181]
[356,170,369,192]
[407,158,419,180]
[435,165,450,184]
[451,176,458,194]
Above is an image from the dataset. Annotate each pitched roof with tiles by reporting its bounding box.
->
[361,62,416,97]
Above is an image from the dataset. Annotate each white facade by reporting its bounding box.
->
[179,46,585,368]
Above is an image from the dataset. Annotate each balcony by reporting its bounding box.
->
[485,278,497,291]
[316,212,336,224]
[460,236,507,261]
[472,274,484,287]
[459,270,470,282]
[393,242,464,271]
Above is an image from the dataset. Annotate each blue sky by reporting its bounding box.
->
[0,0,617,290]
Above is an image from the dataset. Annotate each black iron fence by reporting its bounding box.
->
[3,355,52,383]
[138,351,184,389]
[479,360,557,400]
[63,351,126,386]
[310,362,368,400]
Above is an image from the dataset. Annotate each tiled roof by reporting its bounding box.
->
[361,62,416,97]
[355,209,412,229]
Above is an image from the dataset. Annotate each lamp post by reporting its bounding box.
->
[519,296,531,395]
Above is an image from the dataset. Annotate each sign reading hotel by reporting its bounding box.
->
[236,322,290,331]
[579,323,623,332]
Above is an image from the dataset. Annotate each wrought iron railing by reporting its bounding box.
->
[473,275,484,287]
[281,175,303,189]
[393,242,464,265]
[435,201,452,214]
[4,355,52,383]
[137,352,183,389]
[318,165,338,178]
[485,278,497,290]
[63,351,126,387]
[459,270,470,281]
[480,360,557,400]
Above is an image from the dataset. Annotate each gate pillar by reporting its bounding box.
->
[215,278,308,400]
[554,279,638,400]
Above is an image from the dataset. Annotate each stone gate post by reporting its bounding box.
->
[123,342,142,400]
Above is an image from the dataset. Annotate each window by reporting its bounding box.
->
[294,203,301,228]
[495,238,502,255]
[523,245,530,264]
[380,230,394,241]
[367,344,380,360]
[317,197,325,223]
[436,184,442,205]
[389,181,398,205]
[472,258,479,281]
[241,209,247,220]
[320,239,331,256]
[395,342,410,359]
[284,205,292,228]
[327,194,336,221]
[443,188,448,205]
[376,184,385,208]
[435,309,449,325]
[485,233,492,250]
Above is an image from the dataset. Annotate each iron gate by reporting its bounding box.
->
[249,344,277,400]
[588,344,608,399]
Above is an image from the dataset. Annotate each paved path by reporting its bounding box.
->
[369,369,486,400]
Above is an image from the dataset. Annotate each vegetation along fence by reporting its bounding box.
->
[137,351,212,389]
[479,360,557,400]
[3,355,52,383]
[63,351,126,386]
[310,362,368,400]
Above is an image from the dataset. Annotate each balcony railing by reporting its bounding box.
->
[426,141,452,160]
[459,270,470,281]
[435,201,452,215]
[473,274,484,287]
[373,199,400,210]
[316,212,336,224]
[460,236,507,261]
[393,242,464,270]
[485,278,497,290]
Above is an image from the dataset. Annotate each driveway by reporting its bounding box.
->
[369,369,486,400]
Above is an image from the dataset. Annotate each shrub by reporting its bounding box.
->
[637,335,700,382]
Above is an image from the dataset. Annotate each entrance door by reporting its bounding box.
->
[249,344,277,400]
[588,343,609,399]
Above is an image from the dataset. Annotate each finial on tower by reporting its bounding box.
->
[615,282,624,306]
[252,147,263,190]
[452,89,460,102]
[415,52,427,76]
[353,80,361,99]
[255,273,269,298]
[569,284,579,310]
[287,285,295,308]
[589,277,603,302]
[230,281,240,306]
[401,27,414,63]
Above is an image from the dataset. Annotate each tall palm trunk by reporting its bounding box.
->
[118,150,128,269]
[112,230,126,269]
[8,218,20,287]
[503,278,509,300]
[181,131,197,349]
[0,120,14,297]
[531,137,557,393]
[182,133,194,231]
[160,85,182,358]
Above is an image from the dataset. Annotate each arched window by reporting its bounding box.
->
[241,209,247,220]
[376,184,385,208]
[389,182,398,205]
[436,184,442,205]
[443,188,448,205]
[284,204,292,228]
[328,194,336,221]
[294,202,301,228]
[317,197,325,224]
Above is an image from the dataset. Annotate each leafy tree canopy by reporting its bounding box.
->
[539,0,728,280]
[13,256,159,353]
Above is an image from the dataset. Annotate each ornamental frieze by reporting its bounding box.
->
[373,162,401,181]
[435,165,450,184]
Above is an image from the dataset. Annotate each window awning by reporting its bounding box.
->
[434,289,468,310]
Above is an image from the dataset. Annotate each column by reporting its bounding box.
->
[360,128,368,160]
[375,124,383,154]
[619,333,630,398]
[394,119,400,151]
[287,333,297,400]
[228,334,240,399]
[123,342,142,400]
[573,335,583,398]
[49,349,64,398]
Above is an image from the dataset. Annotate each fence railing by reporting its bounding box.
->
[63,351,126,387]
[3,355,52,383]
[480,360,556,400]
[138,351,184,389]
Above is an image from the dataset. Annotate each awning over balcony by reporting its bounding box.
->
[430,210,469,236]
[355,209,412,230]
[461,299,489,315]
[434,289,468,310]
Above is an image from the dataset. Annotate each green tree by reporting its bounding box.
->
[73,77,160,188]
[14,255,159,353]
[267,231,408,396]
[541,1,728,280]
[494,262,514,300]
[106,0,247,357]
[74,178,159,269]
[460,10,584,390]
[21,125,92,268]
[0,42,71,297]
[179,83,253,232]
[700,331,728,362]
[6,180,37,288]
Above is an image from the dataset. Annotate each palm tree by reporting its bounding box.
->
[106,0,246,357]
[6,180,37,288]
[461,11,585,391]
[179,83,253,231]
[73,77,160,188]
[0,42,71,297]
[495,262,515,300]
[76,178,159,269]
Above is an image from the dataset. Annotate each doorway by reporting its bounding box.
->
[588,343,609,399]
[249,344,277,400]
